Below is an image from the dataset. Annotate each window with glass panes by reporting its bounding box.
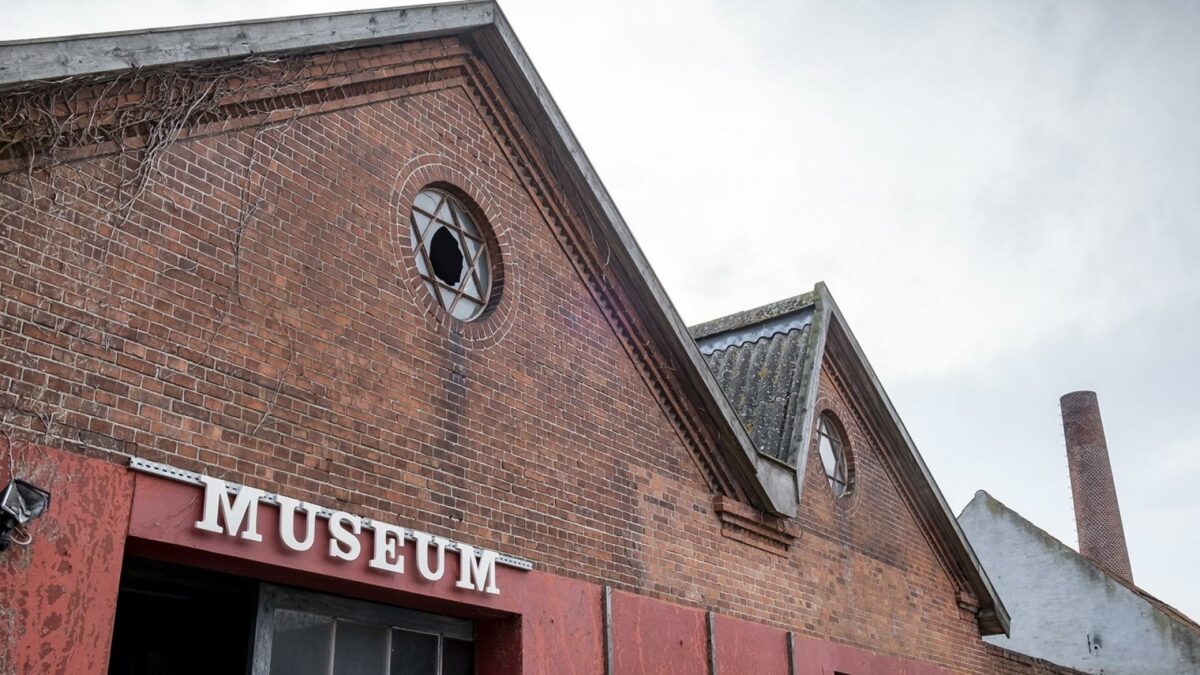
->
[253,585,474,675]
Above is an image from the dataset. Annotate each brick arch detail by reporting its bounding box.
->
[809,391,864,514]
[392,154,520,347]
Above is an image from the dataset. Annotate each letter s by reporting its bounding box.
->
[328,511,362,561]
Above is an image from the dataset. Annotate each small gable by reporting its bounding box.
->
[801,357,952,583]
[690,284,1008,636]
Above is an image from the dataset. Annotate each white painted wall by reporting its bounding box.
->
[959,491,1200,675]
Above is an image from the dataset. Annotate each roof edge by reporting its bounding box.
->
[0,1,495,88]
[816,283,1011,636]
[962,490,1200,636]
[479,7,798,516]
[689,290,818,340]
[783,284,828,483]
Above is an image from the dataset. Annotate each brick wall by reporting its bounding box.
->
[985,644,1089,675]
[0,37,1072,674]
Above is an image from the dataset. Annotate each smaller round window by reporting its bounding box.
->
[816,413,851,497]
[410,188,493,321]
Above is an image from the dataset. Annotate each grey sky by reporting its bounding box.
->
[5,0,1198,619]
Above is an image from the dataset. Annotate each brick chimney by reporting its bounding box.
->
[1060,391,1133,583]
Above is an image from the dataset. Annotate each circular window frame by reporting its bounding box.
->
[814,410,855,499]
[410,187,495,321]
[393,159,518,348]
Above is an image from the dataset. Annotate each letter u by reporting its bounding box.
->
[277,496,318,551]
[413,531,448,581]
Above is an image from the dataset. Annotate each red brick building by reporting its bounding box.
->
[0,4,1078,674]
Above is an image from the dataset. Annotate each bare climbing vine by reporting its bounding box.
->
[2,55,309,188]
[0,389,62,478]
[249,322,299,438]
[0,52,340,447]
[202,104,307,359]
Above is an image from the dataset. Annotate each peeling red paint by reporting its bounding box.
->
[477,617,522,675]
[0,463,977,674]
[126,472,964,675]
[0,444,132,675]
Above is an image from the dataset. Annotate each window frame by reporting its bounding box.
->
[250,583,474,675]
[410,187,494,321]
[816,412,852,498]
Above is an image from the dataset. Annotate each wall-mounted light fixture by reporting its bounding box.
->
[0,479,51,551]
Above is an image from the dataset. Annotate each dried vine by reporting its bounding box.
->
[1,55,310,182]
[0,388,61,477]
[0,52,339,447]
[202,104,307,359]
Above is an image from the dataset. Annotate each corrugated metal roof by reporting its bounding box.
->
[691,294,818,465]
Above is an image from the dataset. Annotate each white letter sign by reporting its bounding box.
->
[277,496,319,552]
[178,465,524,595]
[194,475,264,542]
[455,543,500,595]
[413,531,448,582]
[328,511,363,561]
[369,522,407,574]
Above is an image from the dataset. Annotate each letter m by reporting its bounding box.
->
[194,475,264,542]
[455,544,500,595]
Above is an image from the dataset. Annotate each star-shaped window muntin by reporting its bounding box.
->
[410,189,492,321]
[817,413,851,497]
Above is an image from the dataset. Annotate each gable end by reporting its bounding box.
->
[0,2,797,517]
[816,285,1009,635]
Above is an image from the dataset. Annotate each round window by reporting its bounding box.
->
[410,188,493,321]
[816,413,851,497]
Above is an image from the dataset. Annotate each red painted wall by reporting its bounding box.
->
[0,443,132,675]
[610,590,709,675]
[714,614,790,675]
[0,462,1052,675]
[127,471,604,675]
[792,636,951,675]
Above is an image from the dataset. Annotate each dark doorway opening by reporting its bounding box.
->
[107,557,257,675]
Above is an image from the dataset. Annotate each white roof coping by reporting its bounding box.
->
[0,1,493,87]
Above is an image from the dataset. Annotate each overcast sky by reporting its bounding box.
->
[5,0,1198,619]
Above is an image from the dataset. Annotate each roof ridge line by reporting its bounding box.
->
[689,288,818,340]
[0,1,497,87]
[966,491,1200,634]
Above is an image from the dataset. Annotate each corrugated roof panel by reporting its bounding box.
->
[694,304,815,464]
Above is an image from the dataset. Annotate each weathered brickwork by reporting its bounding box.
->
[985,644,1089,675]
[1060,390,1133,582]
[792,359,986,669]
[0,37,1070,673]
